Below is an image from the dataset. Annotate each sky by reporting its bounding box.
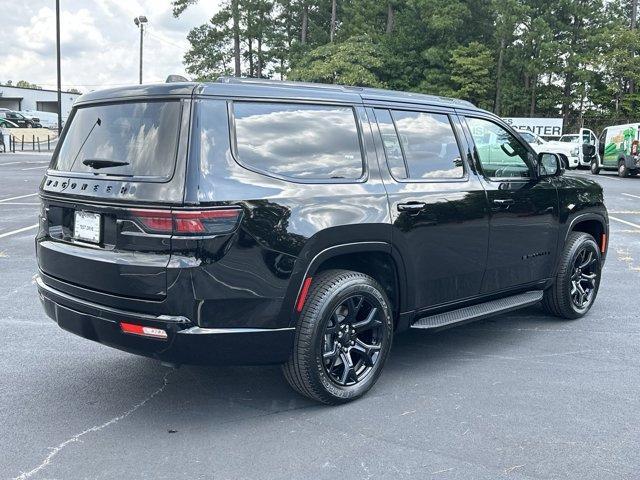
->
[1,0,221,93]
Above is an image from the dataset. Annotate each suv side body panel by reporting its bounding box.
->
[368,104,490,314]
[458,111,561,294]
[183,97,391,331]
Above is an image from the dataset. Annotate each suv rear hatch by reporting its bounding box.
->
[37,96,191,301]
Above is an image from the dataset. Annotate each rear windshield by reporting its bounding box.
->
[51,100,181,179]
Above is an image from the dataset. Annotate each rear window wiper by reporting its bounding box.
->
[82,158,130,169]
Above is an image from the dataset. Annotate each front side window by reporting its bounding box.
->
[466,117,532,179]
[51,100,182,179]
[233,102,363,180]
[389,110,464,179]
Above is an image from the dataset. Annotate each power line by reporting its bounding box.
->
[145,27,186,49]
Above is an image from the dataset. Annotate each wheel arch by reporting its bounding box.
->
[290,242,408,328]
[566,213,608,254]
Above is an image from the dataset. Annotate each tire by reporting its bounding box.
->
[618,160,628,178]
[542,232,602,319]
[282,269,394,404]
[590,161,600,175]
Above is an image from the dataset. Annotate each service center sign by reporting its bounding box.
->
[503,117,563,138]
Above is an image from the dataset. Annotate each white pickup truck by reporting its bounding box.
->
[516,130,580,169]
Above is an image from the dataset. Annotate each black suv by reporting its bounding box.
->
[1,111,41,128]
[36,79,608,404]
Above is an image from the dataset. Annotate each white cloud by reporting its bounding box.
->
[0,0,221,92]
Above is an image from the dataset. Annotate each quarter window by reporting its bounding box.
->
[374,109,407,179]
[233,102,364,180]
[466,117,532,179]
[387,110,464,179]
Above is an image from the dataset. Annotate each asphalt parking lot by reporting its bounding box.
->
[1,153,639,480]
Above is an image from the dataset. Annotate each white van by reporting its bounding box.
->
[581,124,640,177]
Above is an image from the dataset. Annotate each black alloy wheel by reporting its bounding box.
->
[569,246,599,312]
[321,294,385,386]
[283,270,393,404]
[542,232,602,319]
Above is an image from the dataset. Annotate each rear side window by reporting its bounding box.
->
[374,109,408,179]
[51,101,182,179]
[232,102,364,180]
[376,109,464,180]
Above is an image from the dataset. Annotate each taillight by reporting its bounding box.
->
[131,209,173,232]
[129,208,241,235]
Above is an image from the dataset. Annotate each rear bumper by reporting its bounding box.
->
[36,275,294,365]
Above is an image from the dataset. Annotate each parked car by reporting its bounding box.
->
[0,118,19,128]
[516,129,580,169]
[36,79,609,404]
[22,110,62,130]
[0,111,41,128]
[583,124,640,177]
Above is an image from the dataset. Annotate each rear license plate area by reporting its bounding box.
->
[73,210,101,244]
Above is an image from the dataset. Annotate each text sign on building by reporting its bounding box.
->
[503,118,563,138]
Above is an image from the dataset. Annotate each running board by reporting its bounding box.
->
[411,290,544,330]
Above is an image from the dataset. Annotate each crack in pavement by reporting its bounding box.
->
[12,371,173,480]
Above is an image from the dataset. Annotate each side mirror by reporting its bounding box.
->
[538,152,562,177]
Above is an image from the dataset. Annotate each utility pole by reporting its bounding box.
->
[631,0,638,95]
[134,16,148,84]
[55,0,62,134]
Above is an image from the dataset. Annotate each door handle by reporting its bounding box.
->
[493,199,515,206]
[397,202,427,212]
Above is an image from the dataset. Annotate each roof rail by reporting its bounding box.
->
[216,76,364,92]
[214,77,476,108]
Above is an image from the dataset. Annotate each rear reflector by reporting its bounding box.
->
[601,233,607,253]
[296,277,313,313]
[120,322,168,340]
[129,208,241,235]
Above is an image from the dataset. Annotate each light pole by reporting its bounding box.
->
[133,16,148,84]
[55,0,62,134]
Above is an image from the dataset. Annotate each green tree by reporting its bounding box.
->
[289,35,386,86]
[175,0,639,125]
[15,80,43,89]
[449,42,494,109]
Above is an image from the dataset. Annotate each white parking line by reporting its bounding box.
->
[571,171,623,182]
[21,165,48,171]
[0,224,38,240]
[609,216,640,230]
[0,202,40,206]
[0,193,38,203]
[622,192,640,200]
